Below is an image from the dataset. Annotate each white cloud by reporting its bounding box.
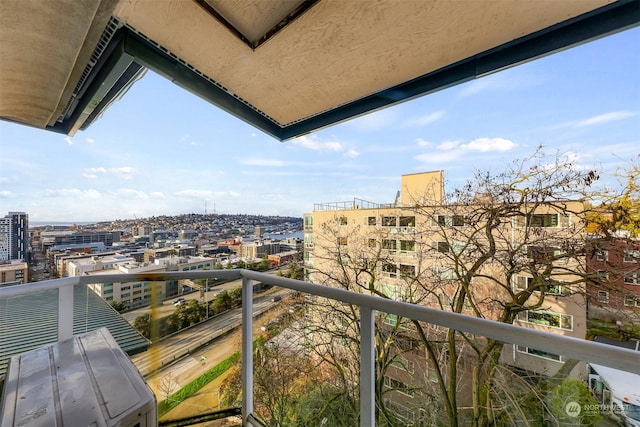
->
[174,189,217,199]
[293,135,343,152]
[402,111,444,127]
[109,189,150,200]
[82,167,107,178]
[414,137,515,164]
[415,138,431,148]
[40,189,102,199]
[0,190,15,198]
[85,167,107,174]
[81,166,137,180]
[344,149,360,158]
[241,158,286,167]
[150,192,165,198]
[460,137,514,152]
[65,137,74,145]
[436,140,462,150]
[112,167,137,180]
[86,138,95,143]
[414,151,462,164]
[575,111,637,127]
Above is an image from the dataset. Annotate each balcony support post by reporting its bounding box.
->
[58,285,74,341]
[360,307,375,427]
[241,275,254,425]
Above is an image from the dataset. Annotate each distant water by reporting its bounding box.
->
[264,231,304,239]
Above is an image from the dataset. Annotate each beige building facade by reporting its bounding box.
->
[304,171,588,379]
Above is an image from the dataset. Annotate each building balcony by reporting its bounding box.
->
[1,270,639,426]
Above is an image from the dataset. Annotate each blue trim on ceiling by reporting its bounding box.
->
[49,0,639,141]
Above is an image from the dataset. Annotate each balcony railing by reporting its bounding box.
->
[1,270,639,426]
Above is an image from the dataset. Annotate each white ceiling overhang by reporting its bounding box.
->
[0,0,638,140]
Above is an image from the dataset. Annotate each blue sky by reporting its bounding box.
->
[1,27,638,223]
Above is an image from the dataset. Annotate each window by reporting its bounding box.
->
[121,285,131,290]
[367,216,377,226]
[431,266,456,280]
[382,239,397,252]
[382,263,397,278]
[399,264,415,278]
[133,283,142,288]
[384,376,414,397]
[436,241,450,253]
[399,216,415,227]
[595,250,608,261]
[337,237,348,246]
[597,291,609,303]
[516,345,563,362]
[392,357,415,373]
[304,234,314,249]
[384,399,415,422]
[368,238,377,248]
[521,310,572,330]
[515,275,534,290]
[304,215,313,228]
[624,250,640,263]
[399,240,415,254]
[437,215,465,227]
[382,216,397,227]
[527,213,559,227]
[104,289,113,294]
[624,295,640,307]
[122,292,130,297]
[384,313,399,327]
[546,281,565,296]
[339,216,348,226]
[624,273,640,285]
[527,246,560,262]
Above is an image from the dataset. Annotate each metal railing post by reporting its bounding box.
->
[360,307,375,427]
[241,274,254,426]
[58,285,74,341]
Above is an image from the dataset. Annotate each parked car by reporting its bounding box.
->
[173,297,186,306]
[270,296,282,302]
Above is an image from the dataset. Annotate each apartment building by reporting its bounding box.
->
[41,230,120,250]
[240,239,281,260]
[0,212,29,262]
[0,260,28,285]
[304,171,588,385]
[86,255,215,308]
[586,236,640,322]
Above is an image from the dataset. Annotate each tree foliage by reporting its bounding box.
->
[301,150,638,426]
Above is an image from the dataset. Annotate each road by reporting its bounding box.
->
[130,289,290,377]
[120,278,243,324]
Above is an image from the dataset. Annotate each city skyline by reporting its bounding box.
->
[0,27,638,223]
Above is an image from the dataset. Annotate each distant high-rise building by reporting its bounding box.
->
[0,212,29,262]
[0,217,11,261]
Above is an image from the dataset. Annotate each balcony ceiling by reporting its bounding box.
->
[0,0,638,140]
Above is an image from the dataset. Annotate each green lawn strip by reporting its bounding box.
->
[157,337,268,416]
[158,351,240,416]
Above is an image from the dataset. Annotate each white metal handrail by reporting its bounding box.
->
[2,269,639,427]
